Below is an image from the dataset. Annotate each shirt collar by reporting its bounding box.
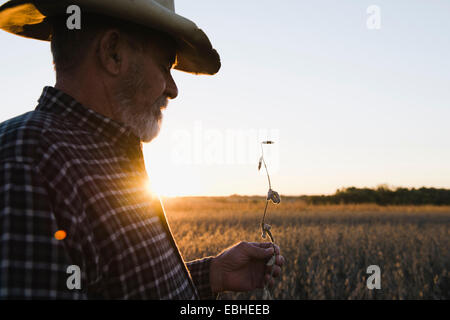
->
[35,86,142,152]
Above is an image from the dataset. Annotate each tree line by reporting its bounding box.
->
[304,186,450,205]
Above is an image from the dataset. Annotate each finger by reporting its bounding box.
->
[241,242,274,260]
[266,265,281,278]
[273,244,280,255]
[248,242,280,255]
[248,242,271,249]
[276,255,285,267]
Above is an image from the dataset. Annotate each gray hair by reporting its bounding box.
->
[50,14,162,74]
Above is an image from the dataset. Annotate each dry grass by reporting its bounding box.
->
[163,197,450,299]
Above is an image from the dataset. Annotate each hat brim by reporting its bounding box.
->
[0,0,221,75]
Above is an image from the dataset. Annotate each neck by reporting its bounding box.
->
[55,71,117,121]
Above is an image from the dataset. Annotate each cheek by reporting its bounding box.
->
[142,64,166,101]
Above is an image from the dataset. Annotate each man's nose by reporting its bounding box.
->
[166,73,178,100]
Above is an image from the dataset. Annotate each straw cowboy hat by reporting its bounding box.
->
[0,0,221,75]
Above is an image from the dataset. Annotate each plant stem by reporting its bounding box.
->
[259,141,277,300]
[261,200,269,231]
[260,144,271,189]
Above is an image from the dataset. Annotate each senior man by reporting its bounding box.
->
[0,0,284,299]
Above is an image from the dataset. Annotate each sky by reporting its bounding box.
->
[0,0,449,197]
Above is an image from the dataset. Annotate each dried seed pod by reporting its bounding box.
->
[267,189,281,204]
[267,189,273,200]
[258,156,262,171]
[261,223,271,239]
[262,141,274,144]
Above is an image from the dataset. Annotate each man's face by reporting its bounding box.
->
[113,31,178,142]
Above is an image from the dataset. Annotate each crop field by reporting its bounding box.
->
[163,197,450,299]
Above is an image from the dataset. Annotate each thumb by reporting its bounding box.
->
[244,243,274,260]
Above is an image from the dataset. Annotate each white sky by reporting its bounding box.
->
[1,0,449,196]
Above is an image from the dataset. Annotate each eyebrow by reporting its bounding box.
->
[169,54,176,68]
[167,37,178,68]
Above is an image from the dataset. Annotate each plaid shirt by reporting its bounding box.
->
[0,86,213,299]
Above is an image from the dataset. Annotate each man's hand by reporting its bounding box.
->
[209,241,285,293]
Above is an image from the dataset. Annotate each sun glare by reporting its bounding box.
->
[143,141,208,197]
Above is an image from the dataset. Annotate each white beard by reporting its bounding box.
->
[116,95,167,142]
[113,61,168,143]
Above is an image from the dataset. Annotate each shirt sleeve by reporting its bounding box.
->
[0,161,83,299]
[186,257,216,300]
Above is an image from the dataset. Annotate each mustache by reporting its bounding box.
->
[152,95,169,118]
[157,96,169,109]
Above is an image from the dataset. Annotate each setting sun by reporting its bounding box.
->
[143,139,213,197]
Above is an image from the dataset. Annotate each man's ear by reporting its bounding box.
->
[97,29,124,76]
